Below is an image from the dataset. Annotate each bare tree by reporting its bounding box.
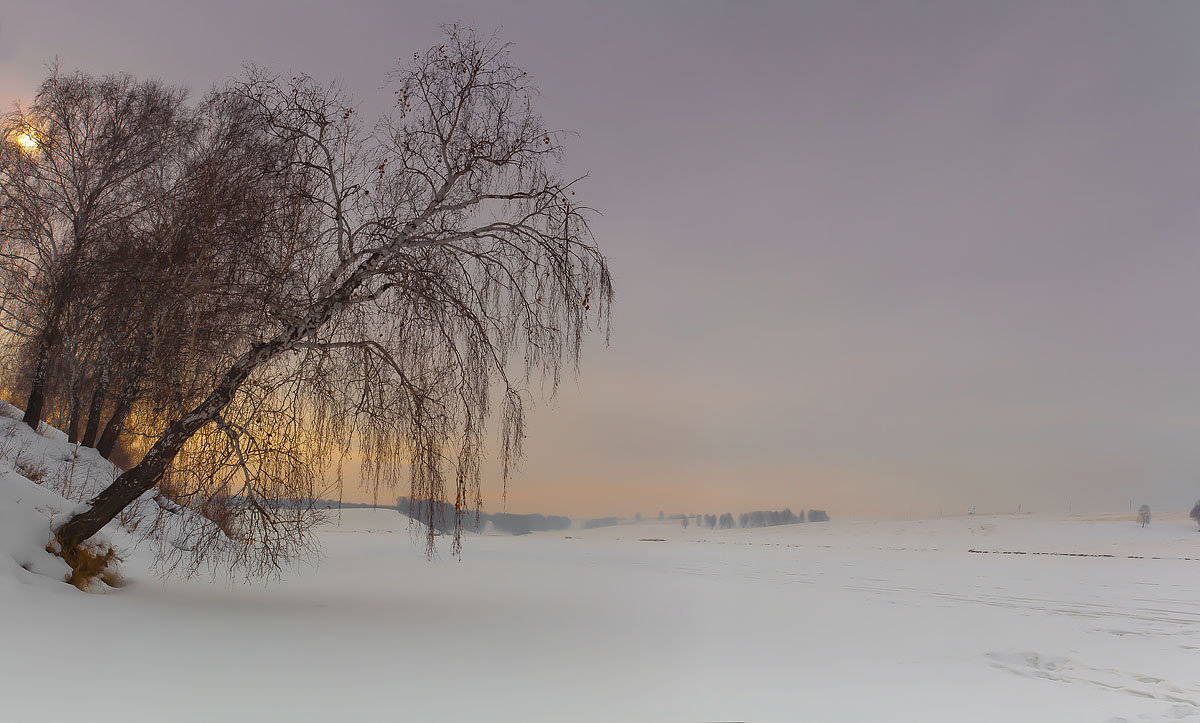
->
[1190,500,1200,531]
[0,69,194,431]
[93,89,290,468]
[51,27,612,573]
[1137,504,1150,528]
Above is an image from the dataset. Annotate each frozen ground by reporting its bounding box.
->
[2,408,1199,722]
[3,499,1199,721]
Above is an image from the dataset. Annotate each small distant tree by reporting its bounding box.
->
[680,515,688,529]
[1190,500,1200,530]
[718,512,733,529]
[1137,504,1151,528]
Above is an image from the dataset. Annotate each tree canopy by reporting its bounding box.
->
[1,27,612,576]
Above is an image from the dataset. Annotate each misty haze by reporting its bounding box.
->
[2,3,1199,722]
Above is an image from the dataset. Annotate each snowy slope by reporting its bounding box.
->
[0,402,117,591]
[0,401,124,509]
[0,468,74,589]
[0,401,215,589]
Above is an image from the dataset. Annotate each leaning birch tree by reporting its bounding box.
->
[52,27,613,570]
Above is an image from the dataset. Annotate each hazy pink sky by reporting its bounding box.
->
[4,2,1200,518]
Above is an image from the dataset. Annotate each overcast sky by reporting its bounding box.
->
[4,2,1200,518]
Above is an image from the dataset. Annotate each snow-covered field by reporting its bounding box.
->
[2,413,1199,721]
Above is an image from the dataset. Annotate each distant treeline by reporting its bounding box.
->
[279,499,830,532]
[685,508,829,529]
[396,497,570,536]
[581,517,619,530]
[257,498,391,511]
